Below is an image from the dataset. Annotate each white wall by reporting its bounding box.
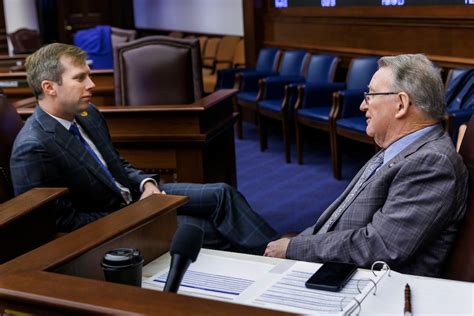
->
[3,0,39,55]
[133,0,243,36]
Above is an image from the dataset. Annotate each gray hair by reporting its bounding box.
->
[378,54,445,120]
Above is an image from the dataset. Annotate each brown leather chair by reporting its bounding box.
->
[110,27,137,49]
[114,36,203,105]
[202,37,221,70]
[0,93,67,263]
[8,28,42,54]
[443,115,474,282]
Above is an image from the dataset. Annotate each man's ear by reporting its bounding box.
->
[395,92,411,119]
[41,80,57,97]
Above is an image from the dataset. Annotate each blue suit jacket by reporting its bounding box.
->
[10,105,154,232]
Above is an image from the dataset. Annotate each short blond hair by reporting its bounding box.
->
[25,43,87,99]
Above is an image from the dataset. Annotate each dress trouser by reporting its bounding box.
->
[160,183,279,255]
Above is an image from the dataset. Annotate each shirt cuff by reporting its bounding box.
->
[140,178,158,193]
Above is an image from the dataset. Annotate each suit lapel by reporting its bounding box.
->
[313,124,446,233]
[75,111,132,189]
[34,106,122,195]
[359,124,445,191]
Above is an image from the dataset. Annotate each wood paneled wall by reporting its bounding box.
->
[243,1,474,69]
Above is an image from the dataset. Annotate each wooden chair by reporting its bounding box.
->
[258,54,339,163]
[328,57,379,179]
[456,124,467,152]
[235,50,308,141]
[443,115,474,282]
[203,38,244,94]
[202,37,221,70]
[294,57,378,176]
[0,92,67,263]
[197,36,208,55]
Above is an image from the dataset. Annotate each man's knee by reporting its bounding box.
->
[214,182,233,192]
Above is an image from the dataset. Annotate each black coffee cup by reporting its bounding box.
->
[101,248,144,287]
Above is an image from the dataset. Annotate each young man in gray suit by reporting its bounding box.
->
[10,43,278,254]
[265,54,468,277]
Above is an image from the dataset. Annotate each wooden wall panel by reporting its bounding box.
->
[244,1,474,68]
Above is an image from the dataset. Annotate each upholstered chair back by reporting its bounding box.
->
[0,94,24,203]
[114,36,203,105]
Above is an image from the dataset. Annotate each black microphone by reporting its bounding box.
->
[163,224,204,293]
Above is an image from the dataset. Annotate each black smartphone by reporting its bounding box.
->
[305,261,358,292]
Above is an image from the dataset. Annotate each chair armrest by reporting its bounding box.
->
[0,188,68,226]
[261,76,306,100]
[301,82,346,108]
[237,70,278,92]
[216,67,253,90]
[336,88,367,118]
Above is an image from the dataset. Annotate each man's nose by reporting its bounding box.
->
[86,77,96,90]
[360,100,368,112]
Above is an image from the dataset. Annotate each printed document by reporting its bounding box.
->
[143,250,385,315]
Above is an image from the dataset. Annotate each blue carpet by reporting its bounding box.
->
[235,123,373,235]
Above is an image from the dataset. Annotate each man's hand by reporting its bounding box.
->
[139,181,165,200]
[264,238,290,258]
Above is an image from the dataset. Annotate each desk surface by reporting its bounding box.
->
[144,249,474,316]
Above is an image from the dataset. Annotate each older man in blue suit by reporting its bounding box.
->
[265,54,469,277]
[10,43,278,254]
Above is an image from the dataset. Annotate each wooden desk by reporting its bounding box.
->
[17,89,238,186]
[0,69,114,106]
[0,54,28,73]
[0,194,287,315]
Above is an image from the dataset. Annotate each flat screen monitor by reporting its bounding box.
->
[275,0,474,8]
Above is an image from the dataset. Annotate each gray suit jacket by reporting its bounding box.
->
[10,105,154,232]
[287,125,468,277]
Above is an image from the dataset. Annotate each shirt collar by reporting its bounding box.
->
[383,124,438,166]
[43,109,75,130]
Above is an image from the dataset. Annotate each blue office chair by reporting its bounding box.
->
[444,68,474,142]
[258,54,339,163]
[329,57,380,179]
[234,50,310,139]
[294,57,378,178]
[216,47,279,90]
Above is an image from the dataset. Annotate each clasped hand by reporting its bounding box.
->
[264,238,290,258]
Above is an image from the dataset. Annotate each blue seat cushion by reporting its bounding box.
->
[336,117,367,133]
[237,91,258,103]
[297,107,331,122]
[259,99,283,113]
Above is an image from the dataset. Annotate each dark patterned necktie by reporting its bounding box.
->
[69,122,119,191]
